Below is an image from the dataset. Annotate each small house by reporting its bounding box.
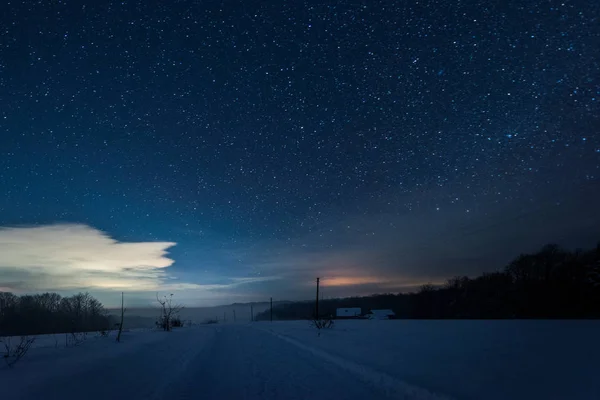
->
[366,309,395,320]
[336,307,362,318]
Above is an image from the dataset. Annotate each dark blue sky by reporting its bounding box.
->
[1,0,599,306]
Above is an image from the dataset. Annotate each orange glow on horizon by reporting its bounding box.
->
[319,276,447,289]
[320,276,385,287]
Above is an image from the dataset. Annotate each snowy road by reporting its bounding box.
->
[1,326,402,400]
[3,321,598,400]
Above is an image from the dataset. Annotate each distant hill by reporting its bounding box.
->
[108,301,291,328]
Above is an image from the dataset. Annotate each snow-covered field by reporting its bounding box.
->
[259,320,600,400]
[1,320,598,399]
[1,328,152,351]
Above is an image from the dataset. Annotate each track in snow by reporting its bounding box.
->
[2,325,398,400]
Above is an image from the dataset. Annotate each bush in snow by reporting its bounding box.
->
[1,335,35,367]
[310,316,334,336]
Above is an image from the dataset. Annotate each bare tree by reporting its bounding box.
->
[156,293,184,331]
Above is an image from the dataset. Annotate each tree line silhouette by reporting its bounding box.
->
[0,292,112,336]
[256,242,600,320]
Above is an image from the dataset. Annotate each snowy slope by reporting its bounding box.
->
[0,328,207,399]
[259,320,600,400]
[0,326,398,400]
[1,321,598,400]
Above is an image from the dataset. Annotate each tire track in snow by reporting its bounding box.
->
[258,327,453,400]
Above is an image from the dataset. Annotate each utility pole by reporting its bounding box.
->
[116,292,124,343]
[270,297,273,322]
[315,277,320,319]
[233,309,236,322]
[250,304,254,322]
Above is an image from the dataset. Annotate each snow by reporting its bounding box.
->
[259,320,600,400]
[1,321,598,400]
[1,328,150,351]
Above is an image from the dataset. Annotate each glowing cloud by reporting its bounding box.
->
[0,224,176,292]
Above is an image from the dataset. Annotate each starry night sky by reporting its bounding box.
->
[1,0,599,306]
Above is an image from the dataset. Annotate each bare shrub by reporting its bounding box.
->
[1,336,35,367]
[310,316,334,336]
